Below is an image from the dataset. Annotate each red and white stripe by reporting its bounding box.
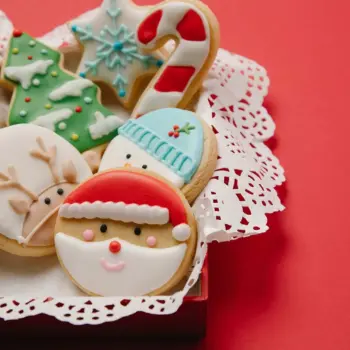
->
[133,1,211,117]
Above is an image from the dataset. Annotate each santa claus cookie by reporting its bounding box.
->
[55,168,197,296]
[1,30,126,172]
[0,124,92,257]
[99,108,217,203]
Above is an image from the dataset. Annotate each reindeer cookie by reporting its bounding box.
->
[99,108,217,203]
[55,168,197,296]
[0,124,92,257]
[1,30,127,172]
[69,0,162,110]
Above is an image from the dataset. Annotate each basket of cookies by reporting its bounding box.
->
[0,0,285,334]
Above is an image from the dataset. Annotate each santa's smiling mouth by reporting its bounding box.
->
[100,258,126,272]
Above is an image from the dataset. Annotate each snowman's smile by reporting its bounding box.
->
[100,258,125,272]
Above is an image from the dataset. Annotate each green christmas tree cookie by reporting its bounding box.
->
[1,29,125,154]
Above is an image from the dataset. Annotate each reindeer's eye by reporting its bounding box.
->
[126,154,131,159]
[100,224,108,233]
[142,165,148,169]
[57,188,64,196]
[134,227,142,236]
[44,197,51,205]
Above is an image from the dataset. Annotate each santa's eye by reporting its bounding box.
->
[142,165,148,169]
[126,154,131,159]
[134,227,142,236]
[100,224,108,233]
[57,188,64,196]
[44,197,51,205]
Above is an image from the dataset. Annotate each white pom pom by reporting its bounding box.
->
[172,224,191,242]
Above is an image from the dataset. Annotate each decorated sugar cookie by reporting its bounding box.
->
[132,0,220,117]
[69,0,162,109]
[55,168,197,296]
[99,108,217,203]
[1,30,126,169]
[0,124,92,257]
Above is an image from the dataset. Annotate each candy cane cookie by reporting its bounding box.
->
[132,0,220,117]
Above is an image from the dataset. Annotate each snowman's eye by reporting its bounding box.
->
[100,224,108,233]
[44,197,51,205]
[126,154,131,159]
[134,227,142,236]
[142,165,148,169]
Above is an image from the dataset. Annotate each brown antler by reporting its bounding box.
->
[0,166,38,200]
[30,137,60,184]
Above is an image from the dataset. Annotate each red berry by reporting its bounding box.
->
[173,125,180,130]
[13,29,22,38]
[109,241,121,254]
[75,106,82,113]
[27,55,33,60]
[168,131,174,137]
[174,132,180,138]
[25,97,31,103]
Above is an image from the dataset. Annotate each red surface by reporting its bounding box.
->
[2,0,350,349]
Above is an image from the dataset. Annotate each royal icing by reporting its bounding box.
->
[70,0,162,106]
[49,79,94,101]
[4,60,54,90]
[59,201,170,225]
[0,124,92,247]
[55,234,187,296]
[88,111,125,140]
[31,109,73,131]
[133,1,213,116]
[99,108,204,185]
[2,31,124,153]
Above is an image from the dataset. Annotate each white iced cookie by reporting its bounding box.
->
[0,124,92,257]
[55,168,197,296]
[99,108,217,203]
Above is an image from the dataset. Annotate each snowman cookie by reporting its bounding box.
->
[55,168,197,296]
[1,30,126,172]
[0,124,92,257]
[99,108,217,203]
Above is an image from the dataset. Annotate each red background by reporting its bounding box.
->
[2,0,350,349]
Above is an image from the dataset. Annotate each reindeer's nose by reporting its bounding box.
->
[124,162,132,168]
[109,240,121,254]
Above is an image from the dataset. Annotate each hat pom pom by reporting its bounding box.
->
[172,224,191,242]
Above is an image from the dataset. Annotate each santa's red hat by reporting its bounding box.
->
[59,170,191,242]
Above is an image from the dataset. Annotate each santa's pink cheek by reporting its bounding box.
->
[82,229,95,241]
[146,236,157,247]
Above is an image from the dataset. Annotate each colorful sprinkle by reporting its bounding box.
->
[79,72,86,78]
[51,71,58,77]
[84,97,92,104]
[71,25,77,33]
[119,90,126,98]
[19,110,27,117]
[13,29,22,38]
[25,97,31,103]
[71,133,79,141]
[12,48,19,54]
[156,59,164,67]
[58,122,67,130]
[45,103,52,110]
[28,40,36,47]
[41,49,48,55]
[75,106,82,113]
[32,79,40,86]
[27,55,33,60]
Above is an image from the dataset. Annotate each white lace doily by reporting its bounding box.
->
[0,11,285,325]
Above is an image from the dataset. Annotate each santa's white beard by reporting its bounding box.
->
[55,233,187,296]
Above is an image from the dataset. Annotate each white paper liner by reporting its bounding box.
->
[0,10,285,324]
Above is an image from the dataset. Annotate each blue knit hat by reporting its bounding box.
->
[119,108,204,183]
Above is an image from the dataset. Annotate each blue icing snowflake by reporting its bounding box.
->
[71,0,163,98]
